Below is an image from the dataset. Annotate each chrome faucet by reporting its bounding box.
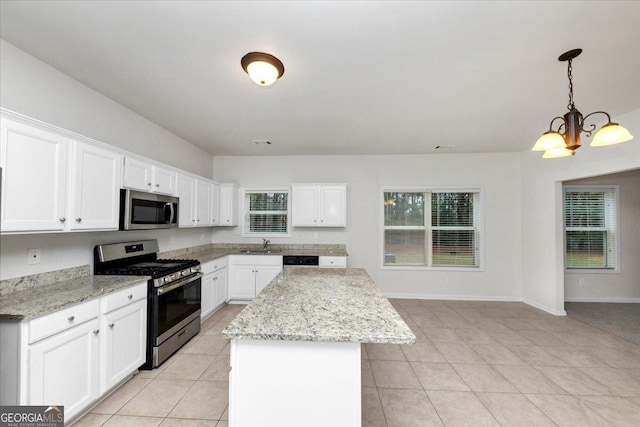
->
[262,238,271,251]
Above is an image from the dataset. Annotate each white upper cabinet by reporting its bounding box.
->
[1,118,122,233]
[1,111,237,234]
[196,179,212,226]
[176,173,197,227]
[291,184,347,227]
[211,182,221,226]
[176,173,213,227]
[219,183,238,226]
[1,118,68,232]
[123,157,175,195]
[68,141,122,231]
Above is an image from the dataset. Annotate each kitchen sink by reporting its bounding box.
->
[237,249,283,254]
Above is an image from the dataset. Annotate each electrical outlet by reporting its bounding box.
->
[28,248,41,265]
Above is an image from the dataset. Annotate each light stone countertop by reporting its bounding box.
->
[0,274,149,321]
[223,268,416,344]
[159,243,348,265]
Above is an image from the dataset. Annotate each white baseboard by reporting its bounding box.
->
[565,297,640,303]
[522,298,567,316]
[384,293,522,302]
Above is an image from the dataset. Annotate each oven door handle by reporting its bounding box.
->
[157,273,202,295]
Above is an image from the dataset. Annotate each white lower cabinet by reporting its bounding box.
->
[28,318,100,419]
[228,256,282,301]
[201,257,229,319]
[100,284,147,393]
[0,282,147,422]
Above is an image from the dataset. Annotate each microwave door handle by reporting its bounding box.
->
[166,202,175,224]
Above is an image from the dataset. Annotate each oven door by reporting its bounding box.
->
[120,189,179,230]
[154,273,202,345]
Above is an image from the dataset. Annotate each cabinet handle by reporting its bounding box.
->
[109,323,115,328]
[314,219,317,223]
[155,184,160,187]
[67,316,75,322]
[226,219,230,222]
[197,219,200,222]
[59,217,66,223]
[75,218,82,222]
[147,182,152,186]
[128,294,133,299]
[320,219,324,223]
[93,329,100,335]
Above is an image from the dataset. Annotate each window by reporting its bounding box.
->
[243,190,289,236]
[564,186,618,269]
[383,190,481,268]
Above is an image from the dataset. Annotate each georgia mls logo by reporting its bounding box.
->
[0,405,64,427]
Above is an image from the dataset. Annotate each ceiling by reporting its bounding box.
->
[1,1,639,157]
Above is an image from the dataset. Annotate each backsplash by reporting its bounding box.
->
[0,265,90,296]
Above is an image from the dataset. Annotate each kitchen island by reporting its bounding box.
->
[223,268,415,427]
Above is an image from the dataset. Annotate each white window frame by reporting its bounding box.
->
[380,187,484,271]
[241,188,291,238]
[563,185,620,274]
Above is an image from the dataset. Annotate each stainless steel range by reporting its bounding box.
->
[94,240,201,369]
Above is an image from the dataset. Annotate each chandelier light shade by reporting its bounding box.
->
[241,52,285,86]
[533,49,633,158]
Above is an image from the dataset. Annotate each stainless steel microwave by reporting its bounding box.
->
[119,189,179,230]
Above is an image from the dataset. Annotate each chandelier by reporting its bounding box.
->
[532,49,633,158]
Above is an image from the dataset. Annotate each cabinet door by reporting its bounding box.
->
[213,268,229,308]
[68,141,122,231]
[195,180,212,226]
[229,266,256,300]
[123,157,153,192]
[211,182,221,225]
[1,118,67,232]
[291,185,318,226]
[219,184,237,226]
[154,166,176,195]
[319,185,347,227]
[201,272,215,319]
[101,299,146,393]
[28,319,99,420]
[176,173,197,227]
[255,266,281,296]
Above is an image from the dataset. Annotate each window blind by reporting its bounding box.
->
[383,190,480,267]
[564,187,617,269]
[244,191,288,234]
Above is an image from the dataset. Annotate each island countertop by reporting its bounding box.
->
[223,268,416,344]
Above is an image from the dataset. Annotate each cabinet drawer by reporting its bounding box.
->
[101,282,147,314]
[319,256,347,268]
[201,257,229,275]
[29,299,99,344]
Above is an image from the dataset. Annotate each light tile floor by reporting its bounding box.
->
[74,300,640,426]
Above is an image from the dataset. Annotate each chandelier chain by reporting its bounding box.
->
[567,59,575,110]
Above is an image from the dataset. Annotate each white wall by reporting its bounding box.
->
[212,153,523,299]
[521,108,640,314]
[0,39,213,178]
[563,169,640,302]
[0,40,217,280]
[0,228,214,280]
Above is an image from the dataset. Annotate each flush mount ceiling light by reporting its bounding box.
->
[532,49,633,159]
[241,52,285,86]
